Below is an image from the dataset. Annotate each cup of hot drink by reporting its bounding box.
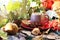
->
[30,13,41,25]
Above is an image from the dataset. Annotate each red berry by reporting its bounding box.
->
[42,0,54,9]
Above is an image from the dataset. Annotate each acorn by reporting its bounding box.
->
[31,28,41,35]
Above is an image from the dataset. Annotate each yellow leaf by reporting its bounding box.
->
[6,1,20,12]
